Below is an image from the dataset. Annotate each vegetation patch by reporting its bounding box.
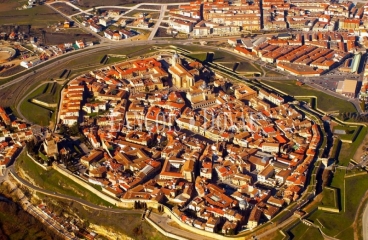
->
[15,151,114,207]
[235,62,261,73]
[0,195,59,240]
[0,5,64,27]
[262,80,357,114]
[306,169,368,239]
[19,83,55,126]
[187,53,207,62]
[319,187,340,212]
[33,82,62,105]
[36,195,169,240]
[288,222,323,240]
[333,125,362,143]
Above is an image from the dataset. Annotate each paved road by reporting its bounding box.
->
[7,161,213,240]
[148,5,167,40]
[363,202,368,240]
[149,213,214,240]
[7,164,143,214]
[46,2,105,42]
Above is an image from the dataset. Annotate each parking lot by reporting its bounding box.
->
[311,78,339,91]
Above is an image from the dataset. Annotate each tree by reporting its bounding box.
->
[59,124,67,135]
[145,86,150,92]
[26,140,36,155]
[69,123,80,136]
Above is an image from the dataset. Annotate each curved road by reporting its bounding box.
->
[363,202,368,240]
[7,165,143,214]
[6,164,213,240]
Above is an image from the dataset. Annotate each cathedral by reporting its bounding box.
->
[168,53,198,89]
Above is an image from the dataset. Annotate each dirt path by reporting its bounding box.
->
[352,132,368,162]
[353,190,368,240]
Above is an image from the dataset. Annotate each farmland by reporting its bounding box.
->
[0,5,65,27]
[51,2,80,16]
[77,0,188,8]
[0,0,27,11]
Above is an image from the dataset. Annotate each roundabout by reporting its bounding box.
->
[0,47,16,63]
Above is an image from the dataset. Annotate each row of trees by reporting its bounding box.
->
[339,112,368,122]
[133,201,147,209]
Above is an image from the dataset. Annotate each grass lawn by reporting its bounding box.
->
[320,187,339,209]
[262,80,357,114]
[335,226,355,240]
[212,50,244,62]
[19,83,54,126]
[218,62,236,71]
[262,230,285,240]
[187,53,207,62]
[16,151,114,207]
[124,10,155,17]
[264,69,285,77]
[0,0,27,11]
[38,195,170,240]
[289,223,323,240]
[235,62,261,73]
[336,127,367,166]
[307,170,368,238]
[34,82,62,104]
[338,143,353,166]
[65,45,154,68]
[174,45,245,62]
[334,125,361,142]
[0,5,64,27]
[105,56,127,65]
[173,44,208,53]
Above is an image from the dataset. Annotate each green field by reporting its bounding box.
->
[19,82,62,126]
[187,53,207,62]
[174,45,245,62]
[124,10,155,17]
[19,83,54,126]
[16,151,114,207]
[264,69,285,77]
[262,80,357,114]
[334,125,362,142]
[289,223,324,240]
[105,56,127,65]
[34,82,62,104]
[217,62,235,71]
[235,62,261,73]
[0,0,27,11]
[0,5,65,27]
[36,193,170,240]
[307,171,368,238]
[320,187,339,210]
[337,127,367,166]
[304,127,368,239]
[264,230,286,240]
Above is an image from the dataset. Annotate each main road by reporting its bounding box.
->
[148,5,167,40]
[363,202,368,240]
[4,164,144,214]
[0,38,364,124]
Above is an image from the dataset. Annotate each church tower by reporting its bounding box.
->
[171,52,181,66]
